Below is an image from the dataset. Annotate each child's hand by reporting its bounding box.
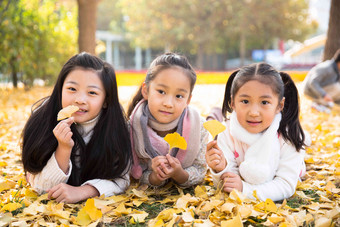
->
[206,140,226,173]
[53,117,75,149]
[164,154,188,184]
[221,172,243,193]
[150,156,170,183]
[47,183,99,203]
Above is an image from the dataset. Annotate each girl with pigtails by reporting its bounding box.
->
[206,62,309,201]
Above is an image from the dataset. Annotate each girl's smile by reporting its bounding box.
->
[246,120,262,126]
[159,110,172,115]
[61,69,106,124]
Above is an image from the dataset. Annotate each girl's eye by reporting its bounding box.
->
[241,100,248,104]
[176,94,184,99]
[67,87,76,91]
[262,100,269,105]
[89,91,98,95]
[157,90,165,95]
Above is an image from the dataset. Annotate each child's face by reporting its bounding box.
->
[231,80,284,134]
[142,68,192,124]
[61,69,106,123]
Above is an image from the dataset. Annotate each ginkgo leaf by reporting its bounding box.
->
[203,120,226,139]
[268,215,285,224]
[221,213,243,227]
[265,198,278,213]
[1,202,22,212]
[0,213,12,226]
[57,105,79,121]
[0,180,16,193]
[83,198,102,221]
[181,211,194,223]
[194,185,208,199]
[129,212,149,223]
[164,132,187,151]
[76,208,92,226]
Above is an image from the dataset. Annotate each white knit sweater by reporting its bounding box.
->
[209,121,306,202]
[27,116,130,197]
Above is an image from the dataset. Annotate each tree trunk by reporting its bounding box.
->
[10,57,18,88]
[323,0,340,61]
[77,0,99,54]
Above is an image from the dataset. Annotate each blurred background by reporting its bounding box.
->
[0,0,339,88]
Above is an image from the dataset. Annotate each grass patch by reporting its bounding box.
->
[286,196,310,209]
[108,202,171,227]
[286,189,320,208]
[244,216,267,226]
[138,202,171,219]
[303,189,320,202]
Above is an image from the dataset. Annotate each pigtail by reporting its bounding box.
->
[222,70,239,118]
[127,85,143,117]
[279,72,305,151]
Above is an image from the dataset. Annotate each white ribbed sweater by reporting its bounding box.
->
[27,116,130,197]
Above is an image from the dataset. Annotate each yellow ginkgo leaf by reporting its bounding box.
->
[57,105,79,121]
[76,208,92,226]
[324,181,336,191]
[129,212,149,223]
[164,132,187,151]
[221,213,243,227]
[203,120,226,139]
[265,198,278,213]
[0,180,16,193]
[83,198,102,221]
[194,185,208,199]
[1,202,22,212]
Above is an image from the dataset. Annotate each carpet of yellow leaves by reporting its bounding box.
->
[0,84,339,226]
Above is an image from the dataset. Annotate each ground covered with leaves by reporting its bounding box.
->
[0,85,339,226]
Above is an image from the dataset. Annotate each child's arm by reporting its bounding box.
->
[26,118,75,194]
[241,142,305,202]
[53,117,74,173]
[208,128,239,187]
[26,152,72,194]
[46,167,131,203]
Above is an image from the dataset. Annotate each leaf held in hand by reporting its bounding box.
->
[203,120,226,139]
[164,132,187,151]
[57,105,79,121]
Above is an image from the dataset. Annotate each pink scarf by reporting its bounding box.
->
[130,100,201,179]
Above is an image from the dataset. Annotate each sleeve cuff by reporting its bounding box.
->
[83,174,130,197]
[242,181,254,199]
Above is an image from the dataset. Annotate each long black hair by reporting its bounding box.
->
[127,52,197,117]
[21,52,132,186]
[222,62,305,151]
